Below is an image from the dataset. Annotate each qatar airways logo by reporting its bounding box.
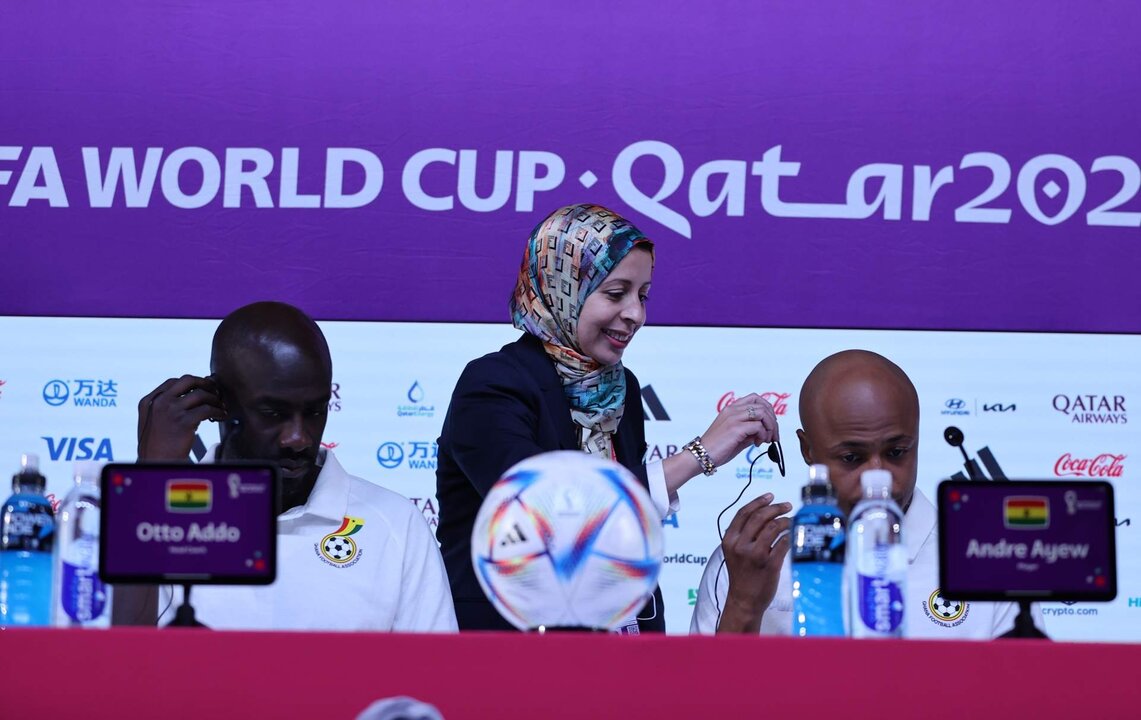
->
[1054,453,1126,478]
[1052,394,1126,424]
[410,496,439,530]
[717,391,790,415]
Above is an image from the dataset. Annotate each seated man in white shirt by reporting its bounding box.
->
[131,301,457,632]
[690,349,1040,638]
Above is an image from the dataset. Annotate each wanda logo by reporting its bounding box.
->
[717,391,790,415]
[1054,453,1126,478]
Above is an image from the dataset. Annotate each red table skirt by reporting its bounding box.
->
[3,628,1138,719]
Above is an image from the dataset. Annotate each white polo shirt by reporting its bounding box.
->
[159,449,458,632]
[690,488,1043,638]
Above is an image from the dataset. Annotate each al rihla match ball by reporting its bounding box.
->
[471,450,664,631]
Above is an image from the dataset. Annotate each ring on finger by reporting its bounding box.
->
[746,405,757,421]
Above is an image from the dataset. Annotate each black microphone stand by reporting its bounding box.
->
[999,600,1048,639]
[944,426,1002,481]
[168,583,208,628]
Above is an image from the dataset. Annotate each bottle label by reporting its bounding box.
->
[854,543,906,634]
[856,574,904,633]
[1,502,54,552]
[61,560,108,623]
[791,521,846,563]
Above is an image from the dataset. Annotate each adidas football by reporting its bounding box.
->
[471,451,664,631]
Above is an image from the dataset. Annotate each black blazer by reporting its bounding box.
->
[436,333,666,632]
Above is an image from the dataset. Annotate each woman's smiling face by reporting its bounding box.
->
[576,246,653,366]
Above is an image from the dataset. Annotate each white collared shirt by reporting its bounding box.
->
[689,488,1043,638]
[159,449,458,632]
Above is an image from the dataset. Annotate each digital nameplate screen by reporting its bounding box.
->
[937,480,1116,602]
[100,463,278,585]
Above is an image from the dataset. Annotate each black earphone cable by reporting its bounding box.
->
[712,444,783,627]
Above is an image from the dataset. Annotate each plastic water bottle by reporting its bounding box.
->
[0,454,55,626]
[791,464,846,636]
[846,469,906,638]
[51,461,112,627]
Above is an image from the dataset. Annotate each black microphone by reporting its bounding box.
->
[943,426,986,481]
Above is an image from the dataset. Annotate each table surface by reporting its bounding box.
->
[3,628,1139,719]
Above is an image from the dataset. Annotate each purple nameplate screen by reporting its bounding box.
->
[101,464,277,584]
[938,481,1116,601]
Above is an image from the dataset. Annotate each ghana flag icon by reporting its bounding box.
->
[331,516,364,537]
[1004,496,1049,529]
[166,479,213,513]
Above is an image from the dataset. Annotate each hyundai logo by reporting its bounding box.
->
[376,442,404,469]
[43,380,69,407]
[944,398,966,410]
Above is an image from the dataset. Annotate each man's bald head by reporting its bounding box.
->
[799,350,917,434]
[210,301,332,385]
[209,302,333,507]
[796,350,920,514]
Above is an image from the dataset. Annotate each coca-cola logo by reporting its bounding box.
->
[1054,453,1126,478]
[761,392,791,415]
[717,391,790,415]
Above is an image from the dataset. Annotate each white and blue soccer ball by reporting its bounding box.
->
[471,450,664,631]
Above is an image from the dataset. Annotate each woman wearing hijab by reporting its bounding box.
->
[435,203,779,632]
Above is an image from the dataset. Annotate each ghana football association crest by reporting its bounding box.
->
[316,516,365,568]
[922,587,969,627]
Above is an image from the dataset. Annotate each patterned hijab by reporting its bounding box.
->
[510,204,654,459]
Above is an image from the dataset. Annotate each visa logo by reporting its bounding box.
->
[42,436,114,461]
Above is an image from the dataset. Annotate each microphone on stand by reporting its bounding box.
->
[943,426,987,481]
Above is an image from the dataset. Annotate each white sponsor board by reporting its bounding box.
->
[1,317,1136,640]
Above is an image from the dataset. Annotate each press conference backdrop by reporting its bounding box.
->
[0,317,1135,640]
[3,2,1141,333]
[2,1,1139,638]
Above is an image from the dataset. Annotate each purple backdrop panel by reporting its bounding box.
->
[2,1,1139,331]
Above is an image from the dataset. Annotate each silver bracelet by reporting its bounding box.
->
[683,436,716,476]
